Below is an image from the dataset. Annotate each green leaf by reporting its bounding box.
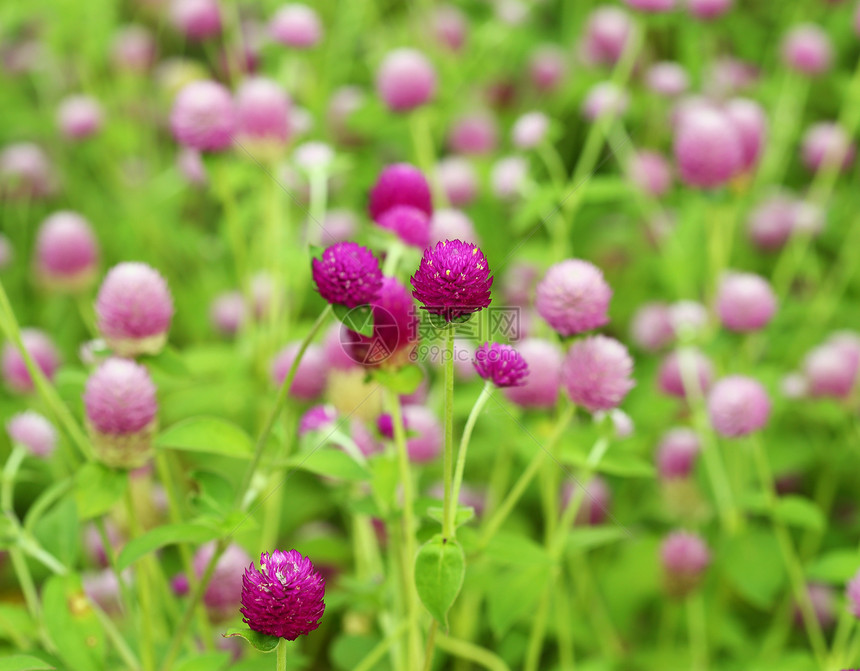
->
[190,469,235,516]
[32,498,79,568]
[41,574,105,671]
[0,656,55,671]
[373,364,424,395]
[117,522,219,570]
[155,416,253,458]
[0,604,35,646]
[566,525,631,553]
[483,531,553,566]
[333,303,375,337]
[487,565,550,638]
[74,463,128,520]
[174,652,231,671]
[414,535,466,628]
[286,448,370,481]
[773,496,825,532]
[223,627,280,652]
[143,346,189,378]
[806,550,860,584]
[721,527,785,609]
[308,244,325,262]
[427,506,475,529]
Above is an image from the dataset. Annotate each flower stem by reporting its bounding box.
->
[436,632,512,671]
[422,620,438,671]
[449,382,492,537]
[686,591,708,671]
[125,488,156,671]
[276,637,287,671]
[524,584,552,671]
[441,327,457,541]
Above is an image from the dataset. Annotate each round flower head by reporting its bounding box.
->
[473,342,529,388]
[725,98,767,173]
[535,259,612,337]
[432,5,468,51]
[705,56,759,97]
[96,262,174,357]
[562,335,634,412]
[298,404,337,436]
[661,531,710,597]
[687,0,732,19]
[448,113,498,156]
[707,375,771,437]
[411,240,493,322]
[312,242,383,309]
[170,0,222,41]
[716,271,776,332]
[271,343,327,400]
[669,300,709,339]
[646,62,689,96]
[84,358,158,469]
[782,24,832,75]
[430,209,477,246]
[306,209,357,247]
[803,342,860,398]
[368,163,433,222]
[375,48,436,113]
[657,427,701,479]
[561,476,611,525]
[84,569,125,614]
[35,211,99,291]
[2,329,60,393]
[0,142,56,200]
[504,339,563,408]
[435,157,478,207]
[210,290,247,336]
[630,302,675,351]
[747,192,797,251]
[624,0,675,11]
[658,349,713,398]
[194,542,251,620]
[502,261,540,308]
[582,82,630,121]
[490,156,529,202]
[512,111,550,150]
[327,85,365,146]
[241,549,325,640]
[847,569,860,619]
[269,4,323,49]
[170,80,236,152]
[234,77,291,155]
[57,95,103,140]
[628,151,672,197]
[111,25,157,72]
[674,107,743,188]
[376,205,431,248]
[802,122,856,173]
[293,142,334,175]
[6,411,57,459]
[402,404,443,462]
[582,6,634,66]
[528,45,567,92]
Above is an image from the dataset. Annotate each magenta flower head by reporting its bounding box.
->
[312,242,383,309]
[307,210,357,247]
[661,531,711,597]
[435,157,478,207]
[628,150,672,197]
[646,61,689,96]
[657,427,701,479]
[430,209,477,246]
[528,45,567,93]
[376,206,431,248]
[707,375,771,437]
[111,25,157,72]
[512,111,550,150]
[194,542,251,620]
[747,192,797,251]
[803,341,860,398]
[630,302,674,352]
[432,5,468,51]
[782,24,833,75]
[269,4,323,49]
[234,77,291,156]
[83,358,158,469]
[561,476,611,525]
[490,156,529,202]
[687,0,732,19]
[725,98,767,173]
[95,262,174,357]
[6,411,57,459]
[563,335,634,412]
[2,328,60,393]
[623,0,674,12]
[0,142,57,200]
[57,95,104,140]
[802,122,856,173]
[411,240,493,322]
[847,569,860,619]
[448,113,499,156]
[582,6,634,66]
[658,349,713,398]
[298,405,337,436]
[170,80,236,152]
[375,48,437,113]
[35,211,99,292]
[271,343,327,400]
[403,404,443,462]
[535,259,612,337]
[674,107,742,189]
[241,549,325,640]
[210,290,247,336]
[716,271,776,332]
[368,163,433,223]
[582,82,630,121]
[473,342,529,388]
[504,338,562,408]
[170,0,222,41]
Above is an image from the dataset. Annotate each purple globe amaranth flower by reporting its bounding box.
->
[802,122,856,173]
[402,404,442,462]
[411,240,493,322]
[170,80,236,152]
[375,48,437,113]
[111,25,157,72]
[490,156,529,202]
[344,276,419,367]
[84,358,158,469]
[794,583,836,630]
[661,531,711,597]
[512,111,550,150]
[674,107,743,189]
[528,46,567,93]
[646,62,689,96]
[847,569,860,618]
[658,349,714,399]
[448,113,498,156]
[473,342,529,388]
[430,209,478,246]
[170,0,222,41]
[96,262,174,357]
[271,343,327,400]
[0,142,57,200]
[628,150,673,197]
[6,411,57,459]
[747,191,797,251]
[327,85,365,146]
[782,24,833,75]
[435,157,478,207]
[293,142,334,174]
[716,271,777,332]
[376,205,431,248]
[503,339,562,408]
[707,375,771,437]
[306,209,358,247]
[561,476,611,525]
[234,77,291,157]
[623,0,675,12]
[657,428,701,479]
[803,341,860,398]
[563,335,635,412]
[669,300,708,339]
[210,291,247,336]
[687,0,732,19]
[582,6,634,66]
[630,302,675,352]
[194,542,251,620]
[368,163,433,222]
[725,98,767,173]
[84,569,125,614]
[2,329,60,393]
[582,82,630,121]
[299,405,337,436]
[57,95,104,140]
[269,4,323,49]
[241,549,326,640]
[535,259,612,337]
[502,261,540,308]
[35,211,99,291]
[312,242,383,309]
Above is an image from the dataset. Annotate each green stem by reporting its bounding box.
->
[449,382,492,537]
[125,489,156,671]
[409,110,436,192]
[353,621,410,671]
[92,601,142,671]
[524,585,552,671]
[553,571,576,671]
[422,620,438,671]
[437,633,512,671]
[686,592,708,671]
[276,637,287,671]
[441,328,457,541]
